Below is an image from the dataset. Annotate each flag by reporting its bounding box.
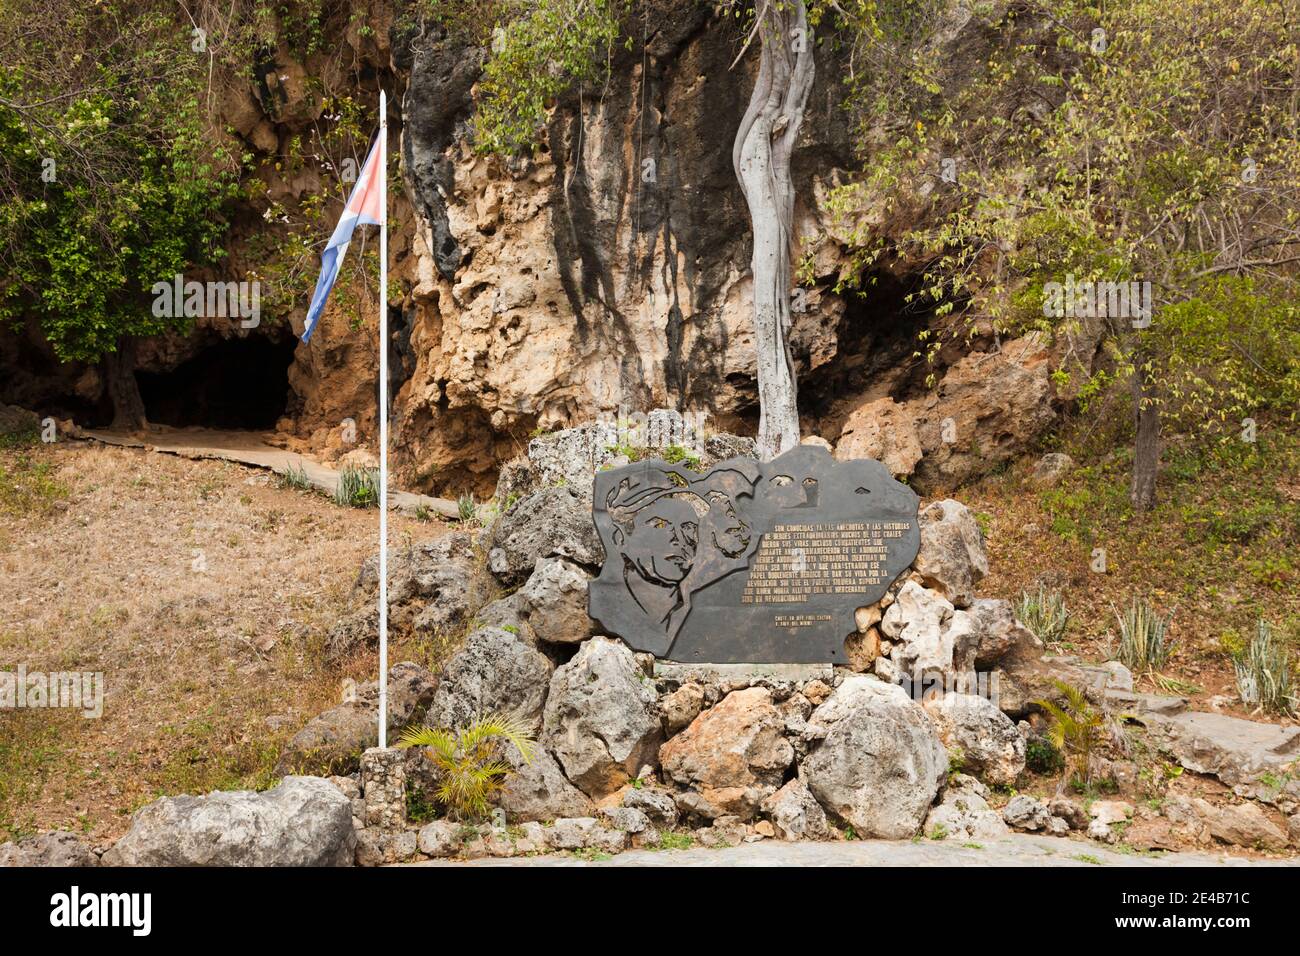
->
[301,135,385,342]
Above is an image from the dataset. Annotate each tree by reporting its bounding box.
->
[0,1,238,428]
[825,0,1300,511]
[732,0,815,459]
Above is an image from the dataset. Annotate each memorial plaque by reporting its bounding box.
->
[589,445,920,663]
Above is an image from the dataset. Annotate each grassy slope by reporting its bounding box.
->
[962,410,1299,718]
[0,436,447,843]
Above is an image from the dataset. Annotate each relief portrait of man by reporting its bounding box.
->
[590,459,760,657]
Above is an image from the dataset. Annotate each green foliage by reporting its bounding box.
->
[1016,586,1070,644]
[0,1,241,362]
[397,712,536,821]
[421,0,624,155]
[606,442,702,470]
[1233,618,1296,716]
[1034,680,1106,787]
[1024,734,1066,776]
[334,465,379,508]
[1113,596,1175,671]
[826,0,1300,458]
[457,492,478,522]
[0,453,69,515]
[276,463,313,492]
[652,831,694,851]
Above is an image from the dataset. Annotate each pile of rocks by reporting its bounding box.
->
[323,415,1066,861]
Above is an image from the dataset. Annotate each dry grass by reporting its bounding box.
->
[0,438,448,844]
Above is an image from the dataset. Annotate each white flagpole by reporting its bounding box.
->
[377,89,389,749]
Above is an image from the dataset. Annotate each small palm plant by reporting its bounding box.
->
[397,712,536,821]
[1034,680,1106,789]
[1234,619,1296,717]
[1113,596,1175,671]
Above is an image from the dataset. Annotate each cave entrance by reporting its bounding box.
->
[137,335,297,430]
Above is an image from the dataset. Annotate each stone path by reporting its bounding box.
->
[412,833,1292,867]
[80,426,460,518]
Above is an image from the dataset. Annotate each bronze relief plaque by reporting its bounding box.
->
[589,445,920,663]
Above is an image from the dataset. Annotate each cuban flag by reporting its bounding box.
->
[301,135,385,342]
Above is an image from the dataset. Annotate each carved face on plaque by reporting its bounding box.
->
[590,445,921,663]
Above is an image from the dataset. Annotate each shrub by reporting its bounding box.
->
[1234,619,1296,716]
[1016,586,1069,644]
[1114,596,1175,671]
[1024,735,1066,775]
[334,465,378,508]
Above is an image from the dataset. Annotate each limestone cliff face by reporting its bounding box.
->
[389,6,860,493]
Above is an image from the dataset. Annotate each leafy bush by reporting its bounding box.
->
[1016,586,1069,644]
[1024,735,1066,776]
[1234,619,1296,716]
[1114,596,1176,671]
[397,712,535,822]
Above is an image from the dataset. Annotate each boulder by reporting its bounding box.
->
[660,687,794,821]
[800,676,947,839]
[355,828,418,866]
[0,831,98,867]
[911,334,1059,490]
[1089,800,1134,826]
[659,682,707,733]
[845,627,882,672]
[428,626,553,733]
[487,487,604,586]
[1002,794,1050,832]
[923,692,1026,786]
[622,787,680,829]
[105,777,355,866]
[417,820,463,858]
[1049,796,1087,830]
[967,598,1043,668]
[1030,452,1074,487]
[881,581,978,676]
[496,746,596,822]
[924,786,1009,841]
[328,533,492,661]
[542,637,661,799]
[546,817,628,853]
[834,397,923,479]
[276,662,437,776]
[912,499,988,607]
[514,557,595,644]
[761,780,831,841]
[1189,798,1289,850]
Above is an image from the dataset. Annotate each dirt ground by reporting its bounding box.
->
[0,437,446,844]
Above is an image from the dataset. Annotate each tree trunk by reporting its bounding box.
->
[1130,357,1159,512]
[104,337,147,431]
[733,0,814,461]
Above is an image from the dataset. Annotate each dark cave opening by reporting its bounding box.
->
[799,271,936,420]
[137,335,297,430]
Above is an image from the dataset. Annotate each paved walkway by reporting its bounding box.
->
[412,834,1291,867]
[80,426,460,518]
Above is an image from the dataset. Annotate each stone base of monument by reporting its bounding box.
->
[654,661,835,690]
